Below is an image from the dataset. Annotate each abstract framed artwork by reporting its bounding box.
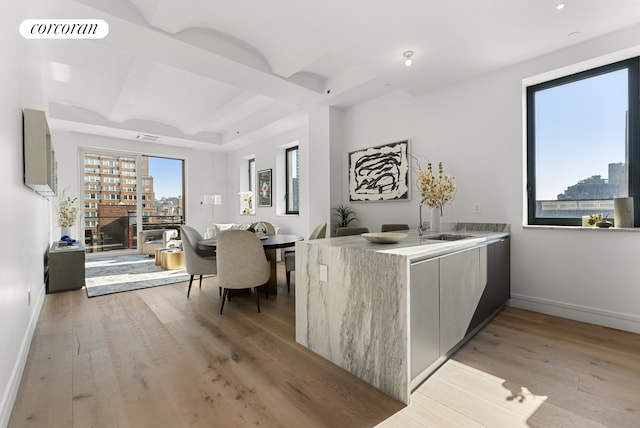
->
[257,169,272,207]
[348,140,410,202]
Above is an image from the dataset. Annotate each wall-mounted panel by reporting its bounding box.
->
[23,108,56,197]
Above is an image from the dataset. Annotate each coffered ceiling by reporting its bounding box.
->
[24,0,640,151]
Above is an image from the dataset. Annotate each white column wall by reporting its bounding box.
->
[308,107,335,236]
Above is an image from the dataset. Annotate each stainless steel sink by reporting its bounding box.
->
[423,233,472,241]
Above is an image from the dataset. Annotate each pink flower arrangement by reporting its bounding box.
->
[417,161,456,215]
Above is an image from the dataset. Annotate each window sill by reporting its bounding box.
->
[523,225,640,232]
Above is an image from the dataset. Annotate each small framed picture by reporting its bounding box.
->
[257,169,272,207]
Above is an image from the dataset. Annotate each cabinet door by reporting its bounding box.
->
[439,247,483,353]
[48,246,85,293]
[410,258,439,380]
[467,238,511,333]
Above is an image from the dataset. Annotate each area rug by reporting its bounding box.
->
[85,254,190,297]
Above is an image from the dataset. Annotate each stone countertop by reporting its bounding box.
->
[300,223,510,261]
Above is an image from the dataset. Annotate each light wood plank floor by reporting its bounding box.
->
[10,264,640,427]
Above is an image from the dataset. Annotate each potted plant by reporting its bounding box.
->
[587,213,613,228]
[596,215,613,228]
[332,204,358,233]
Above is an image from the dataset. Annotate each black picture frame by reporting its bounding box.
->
[257,169,272,207]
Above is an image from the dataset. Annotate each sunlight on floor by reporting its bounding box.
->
[376,360,548,427]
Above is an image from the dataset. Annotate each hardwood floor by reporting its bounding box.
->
[380,307,640,428]
[9,264,640,427]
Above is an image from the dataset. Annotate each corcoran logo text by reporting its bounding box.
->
[20,19,108,39]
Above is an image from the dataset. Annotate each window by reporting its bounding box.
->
[239,157,256,215]
[248,158,255,193]
[285,146,299,214]
[527,57,639,226]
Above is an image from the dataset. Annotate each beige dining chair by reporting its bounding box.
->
[181,225,217,297]
[381,224,410,232]
[335,226,369,237]
[250,221,276,235]
[284,222,327,292]
[217,230,271,314]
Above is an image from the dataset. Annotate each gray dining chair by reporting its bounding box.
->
[284,222,327,292]
[381,224,410,232]
[217,230,271,314]
[335,226,369,237]
[181,225,217,297]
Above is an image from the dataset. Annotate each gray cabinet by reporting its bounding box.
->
[467,238,510,334]
[47,242,85,293]
[410,259,439,379]
[410,238,510,388]
[439,247,485,353]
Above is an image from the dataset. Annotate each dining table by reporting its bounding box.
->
[198,233,304,295]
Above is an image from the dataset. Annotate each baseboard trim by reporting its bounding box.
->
[509,294,640,334]
[0,289,45,428]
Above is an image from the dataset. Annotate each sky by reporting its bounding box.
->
[534,67,627,200]
[147,156,183,199]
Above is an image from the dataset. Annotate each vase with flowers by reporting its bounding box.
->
[416,160,456,234]
[240,191,255,215]
[57,190,78,239]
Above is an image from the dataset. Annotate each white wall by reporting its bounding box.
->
[52,132,227,238]
[338,25,640,333]
[225,126,310,236]
[0,3,50,426]
[340,91,421,231]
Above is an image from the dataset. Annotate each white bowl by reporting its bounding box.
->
[361,232,408,244]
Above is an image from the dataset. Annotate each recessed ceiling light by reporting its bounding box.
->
[556,3,566,10]
[403,51,414,67]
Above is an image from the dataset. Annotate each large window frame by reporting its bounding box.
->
[79,149,185,252]
[285,146,299,215]
[526,57,640,227]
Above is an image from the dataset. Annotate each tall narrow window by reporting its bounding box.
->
[285,146,299,214]
[527,57,639,226]
[248,158,255,193]
[240,157,256,215]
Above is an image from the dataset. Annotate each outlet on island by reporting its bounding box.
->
[319,264,328,282]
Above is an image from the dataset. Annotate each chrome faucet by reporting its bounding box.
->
[418,203,424,236]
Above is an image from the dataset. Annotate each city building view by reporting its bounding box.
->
[536,162,626,219]
[83,153,183,252]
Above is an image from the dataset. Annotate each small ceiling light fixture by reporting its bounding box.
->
[556,3,566,10]
[403,50,414,67]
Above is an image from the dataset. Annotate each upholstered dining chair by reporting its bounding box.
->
[335,226,369,237]
[284,222,327,292]
[381,224,410,232]
[180,225,217,297]
[217,230,271,314]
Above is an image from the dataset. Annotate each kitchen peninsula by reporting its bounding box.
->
[295,223,510,404]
